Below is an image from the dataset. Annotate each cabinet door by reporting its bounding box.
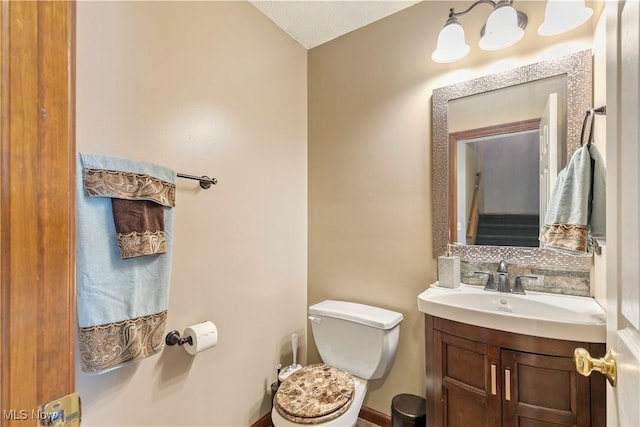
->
[502,349,591,427]
[435,331,501,427]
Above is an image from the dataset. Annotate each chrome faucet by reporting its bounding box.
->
[496,260,510,293]
[475,260,511,293]
[476,260,538,294]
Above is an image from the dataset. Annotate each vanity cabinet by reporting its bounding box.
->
[425,315,606,427]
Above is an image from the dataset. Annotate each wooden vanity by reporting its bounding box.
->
[424,315,606,427]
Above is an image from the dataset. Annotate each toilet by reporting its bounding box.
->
[271,300,403,427]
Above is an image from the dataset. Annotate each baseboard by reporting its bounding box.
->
[359,406,392,427]
[251,405,391,427]
[250,412,271,427]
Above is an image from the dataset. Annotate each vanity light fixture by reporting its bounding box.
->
[431,0,528,63]
[431,15,470,63]
[538,0,593,36]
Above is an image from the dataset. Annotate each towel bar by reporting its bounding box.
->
[177,172,217,189]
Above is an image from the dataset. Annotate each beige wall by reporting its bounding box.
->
[74,0,607,423]
[308,0,601,414]
[75,2,307,426]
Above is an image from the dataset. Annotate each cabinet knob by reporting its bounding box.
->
[574,347,617,386]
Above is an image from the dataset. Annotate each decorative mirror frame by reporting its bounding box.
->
[432,50,593,264]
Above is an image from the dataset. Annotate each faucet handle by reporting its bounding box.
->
[513,275,537,295]
[474,271,497,292]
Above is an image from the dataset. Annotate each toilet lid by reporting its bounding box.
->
[275,363,355,424]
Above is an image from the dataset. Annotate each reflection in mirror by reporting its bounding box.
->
[431,50,592,259]
[452,121,541,247]
[448,75,567,247]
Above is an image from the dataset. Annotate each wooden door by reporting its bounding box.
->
[605,0,640,425]
[0,1,76,425]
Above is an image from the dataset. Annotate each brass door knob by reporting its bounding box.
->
[574,347,617,386]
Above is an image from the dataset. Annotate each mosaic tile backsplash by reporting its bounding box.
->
[451,245,591,296]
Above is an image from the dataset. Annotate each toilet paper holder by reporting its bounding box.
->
[165,330,193,347]
[165,321,218,355]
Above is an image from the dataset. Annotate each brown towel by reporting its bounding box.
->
[112,199,167,259]
[83,166,175,260]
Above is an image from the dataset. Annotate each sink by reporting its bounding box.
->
[417,283,606,342]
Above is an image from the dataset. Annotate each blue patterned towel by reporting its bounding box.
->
[77,153,176,374]
[539,144,606,254]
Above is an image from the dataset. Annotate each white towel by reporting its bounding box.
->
[539,144,605,254]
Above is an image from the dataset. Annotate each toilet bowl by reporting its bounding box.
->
[271,300,403,426]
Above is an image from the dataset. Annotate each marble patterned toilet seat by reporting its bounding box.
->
[274,363,355,424]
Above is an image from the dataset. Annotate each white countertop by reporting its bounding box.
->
[418,282,606,343]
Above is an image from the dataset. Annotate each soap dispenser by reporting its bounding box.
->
[437,244,460,289]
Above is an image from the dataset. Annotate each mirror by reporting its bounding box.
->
[432,50,592,258]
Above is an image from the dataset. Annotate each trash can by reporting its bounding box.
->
[391,393,426,427]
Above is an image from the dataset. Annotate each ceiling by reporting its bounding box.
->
[249,1,422,49]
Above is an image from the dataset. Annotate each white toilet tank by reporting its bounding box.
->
[308,300,403,380]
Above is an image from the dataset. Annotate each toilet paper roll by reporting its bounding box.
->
[182,321,218,355]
